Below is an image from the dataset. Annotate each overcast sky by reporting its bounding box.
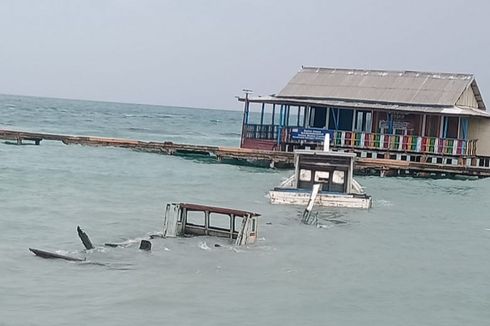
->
[0,0,489,110]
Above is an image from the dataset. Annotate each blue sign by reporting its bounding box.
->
[290,128,333,142]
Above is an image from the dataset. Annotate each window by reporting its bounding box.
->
[328,108,354,131]
[332,170,345,184]
[310,107,327,128]
[443,116,459,139]
[425,115,440,137]
[209,213,231,230]
[330,170,346,193]
[234,216,244,232]
[186,211,205,226]
[355,111,372,132]
[459,117,469,140]
[314,171,330,182]
[299,169,311,182]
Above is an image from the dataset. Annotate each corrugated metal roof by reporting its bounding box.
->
[277,67,476,107]
[240,95,490,118]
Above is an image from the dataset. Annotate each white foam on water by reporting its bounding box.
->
[316,223,333,229]
[198,241,211,250]
[376,199,394,207]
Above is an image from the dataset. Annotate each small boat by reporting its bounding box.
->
[162,203,260,245]
[269,150,372,209]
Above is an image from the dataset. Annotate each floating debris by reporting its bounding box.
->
[29,248,85,262]
[139,240,152,251]
[77,226,94,250]
[163,203,260,245]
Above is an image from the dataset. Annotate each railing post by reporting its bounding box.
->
[260,103,265,126]
[272,104,276,125]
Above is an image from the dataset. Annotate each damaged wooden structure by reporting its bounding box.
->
[29,226,151,262]
[162,203,259,245]
[2,128,490,177]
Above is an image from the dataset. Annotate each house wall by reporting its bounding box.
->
[468,118,490,156]
[457,86,479,108]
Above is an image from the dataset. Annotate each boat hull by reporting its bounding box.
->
[269,190,372,209]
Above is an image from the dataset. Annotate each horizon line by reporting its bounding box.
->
[0,92,243,112]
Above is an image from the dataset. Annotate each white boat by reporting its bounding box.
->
[269,150,372,209]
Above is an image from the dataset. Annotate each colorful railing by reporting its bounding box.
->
[332,131,476,156]
[245,125,478,156]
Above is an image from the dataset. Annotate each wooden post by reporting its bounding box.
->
[293,153,300,188]
[303,106,308,127]
[272,104,276,125]
[440,116,445,138]
[286,105,290,126]
[260,103,265,126]
[277,105,284,145]
[352,109,356,131]
[347,157,354,193]
[205,211,210,235]
[457,117,461,139]
[326,107,330,130]
[240,98,248,147]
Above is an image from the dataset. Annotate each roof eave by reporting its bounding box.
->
[237,95,490,118]
[469,79,487,110]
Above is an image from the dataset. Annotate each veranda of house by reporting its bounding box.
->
[239,67,490,165]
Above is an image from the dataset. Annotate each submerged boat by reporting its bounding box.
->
[162,203,260,245]
[269,150,372,209]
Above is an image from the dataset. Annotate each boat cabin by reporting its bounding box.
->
[162,203,260,245]
[293,150,355,194]
[269,150,372,208]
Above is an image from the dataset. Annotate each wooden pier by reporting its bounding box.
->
[1,129,490,177]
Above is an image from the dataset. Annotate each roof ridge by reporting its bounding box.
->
[301,66,474,78]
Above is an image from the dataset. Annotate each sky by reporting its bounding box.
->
[0,0,489,110]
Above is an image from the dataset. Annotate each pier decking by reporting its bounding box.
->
[1,129,490,177]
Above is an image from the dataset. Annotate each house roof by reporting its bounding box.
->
[279,66,485,107]
[240,66,488,117]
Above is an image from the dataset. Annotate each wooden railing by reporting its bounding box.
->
[329,131,477,156]
[244,124,279,140]
[244,125,478,156]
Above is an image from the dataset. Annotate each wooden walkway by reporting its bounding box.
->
[1,129,490,177]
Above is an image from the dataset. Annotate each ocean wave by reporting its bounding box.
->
[375,199,393,207]
[122,114,174,119]
[219,132,241,137]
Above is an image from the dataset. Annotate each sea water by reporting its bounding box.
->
[1,94,489,326]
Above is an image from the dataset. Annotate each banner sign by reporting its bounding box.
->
[290,128,333,142]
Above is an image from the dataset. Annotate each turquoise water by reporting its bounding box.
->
[1,94,490,325]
